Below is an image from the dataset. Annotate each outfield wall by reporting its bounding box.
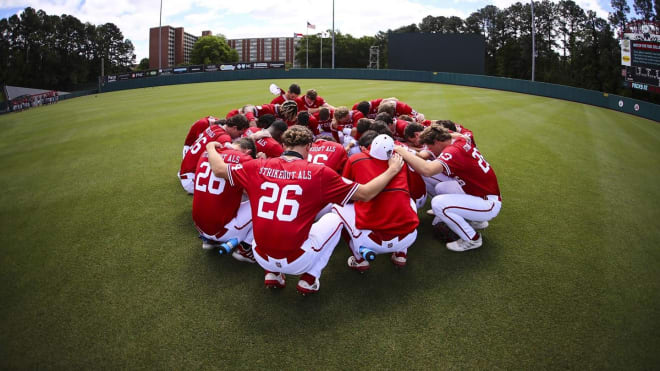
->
[99,69,659,122]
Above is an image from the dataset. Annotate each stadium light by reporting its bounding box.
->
[159,0,162,71]
[531,0,535,81]
[332,0,335,69]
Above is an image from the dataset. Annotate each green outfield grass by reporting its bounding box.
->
[1,79,659,369]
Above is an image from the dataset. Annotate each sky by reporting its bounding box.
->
[0,0,630,62]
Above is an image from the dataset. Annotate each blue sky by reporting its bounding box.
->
[0,0,630,61]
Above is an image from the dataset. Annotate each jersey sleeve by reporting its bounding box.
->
[227,159,258,188]
[341,155,354,179]
[322,166,359,206]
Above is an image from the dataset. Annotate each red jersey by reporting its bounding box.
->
[313,109,335,133]
[420,119,432,127]
[192,149,252,237]
[180,126,232,175]
[455,123,476,146]
[307,139,348,173]
[184,116,217,147]
[227,157,359,261]
[296,95,326,111]
[396,142,426,201]
[437,138,500,199]
[352,98,383,119]
[304,114,320,135]
[394,119,409,140]
[270,88,286,104]
[395,101,416,117]
[333,110,365,142]
[242,126,260,138]
[255,137,284,158]
[342,152,419,238]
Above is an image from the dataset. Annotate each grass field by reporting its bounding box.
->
[1,79,659,369]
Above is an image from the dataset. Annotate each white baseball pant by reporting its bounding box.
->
[424,173,465,197]
[431,194,501,241]
[196,201,254,245]
[332,202,418,258]
[252,212,344,279]
[178,171,194,194]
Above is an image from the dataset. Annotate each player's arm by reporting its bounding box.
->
[206,142,229,179]
[351,153,404,202]
[394,145,445,177]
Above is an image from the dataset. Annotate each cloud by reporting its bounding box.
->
[1,0,614,61]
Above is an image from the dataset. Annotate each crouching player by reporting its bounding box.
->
[192,138,257,262]
[333,132,419,271]
[205,126,403,295]
[394,125,501,252]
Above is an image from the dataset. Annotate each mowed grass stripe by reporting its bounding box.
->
[0,79,658,369]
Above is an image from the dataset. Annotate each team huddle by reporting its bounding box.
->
[177,83,502,295]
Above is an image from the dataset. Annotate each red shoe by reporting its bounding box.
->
[390,252,407,267]
[232,242,256,263]
[264,271,286,289]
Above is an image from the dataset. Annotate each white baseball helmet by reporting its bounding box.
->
[369,134,394,160]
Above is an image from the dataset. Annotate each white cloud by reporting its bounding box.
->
[1,0,613,61]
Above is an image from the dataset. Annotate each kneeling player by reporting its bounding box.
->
[193,138,257,262]
[394,125,501,252]
[333,132,419,270]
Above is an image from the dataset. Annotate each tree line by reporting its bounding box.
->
[296,0,660,103]
[1,7,135,91]
[2,2,659,103]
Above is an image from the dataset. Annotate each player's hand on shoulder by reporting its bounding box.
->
[256,152,267,159]
[388,153,404,172]
[206,141,221,152]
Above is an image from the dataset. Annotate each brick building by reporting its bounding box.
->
[149,26,212,69]
[227,37,298,65]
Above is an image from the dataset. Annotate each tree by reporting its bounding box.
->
[137,58,150,70]
[190,35,238,65]
[609,0,630,34]
[633,0,655,19]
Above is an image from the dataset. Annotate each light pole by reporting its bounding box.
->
[332,0,335,69]
[531,0,536,81]
[159,0,162,71]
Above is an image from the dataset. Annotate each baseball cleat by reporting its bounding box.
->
[446,235,482,252]
[347,256,370,272]
[296,274,320,295]
[468,220,489,230]
[200,236,221,250]
[231,242,256,263]
[358,246,376,261]
[390,252,407,267]
[264,272,286,289]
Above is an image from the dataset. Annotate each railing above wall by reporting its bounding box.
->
[99,68,659,122]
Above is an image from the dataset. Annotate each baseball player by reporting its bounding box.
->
[182,116,219,158]
[193,138,257,262]
[333,132,419,270]
[205,126,404,295]
[270,83,301,105]
[394,125,501,252]
[178,115,249,194]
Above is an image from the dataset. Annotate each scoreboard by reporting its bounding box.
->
[621,21,660,93]
[623,40,660,93]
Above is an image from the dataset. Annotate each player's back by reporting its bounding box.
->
[192,149,251,237]
[255,137,283,158]
[180,126,231,175]
[441,139,500,199]
[231,157,356,260]
[308,139,348,173]
[343,152,419,236]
